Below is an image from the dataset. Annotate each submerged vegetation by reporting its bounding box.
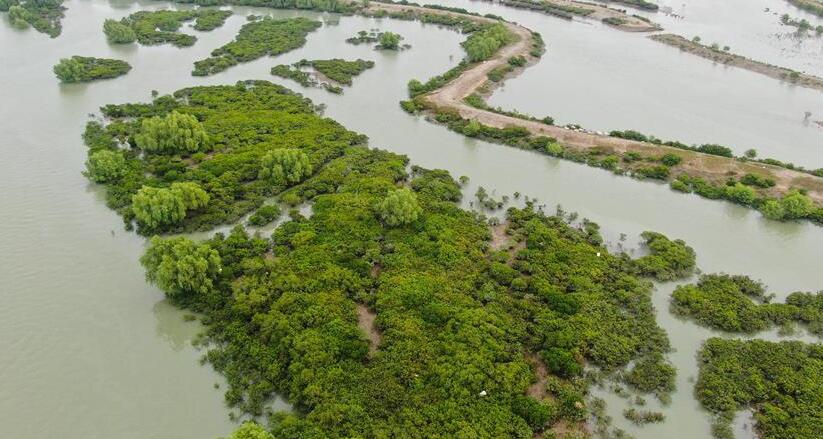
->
[0,0,64,37]
[53,56,131,83]
[672,274,823,336]
[84,81,694,438]
[108,9,232,47]
[192,17,321,76]
[696,338,823,439]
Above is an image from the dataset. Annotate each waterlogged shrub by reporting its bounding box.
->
[192,17,321,76]
[246,204,281,226]
[633,231,696,281]
[53,56,131,83]
[696,339,823,439]
[103,19,136,44]
[135,111,209,154]
[377,31,402,49]
[376,187,422,226]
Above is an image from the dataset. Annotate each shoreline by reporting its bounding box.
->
[649,33,823,92]
[360,2,823,210]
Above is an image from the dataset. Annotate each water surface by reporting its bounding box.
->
[1,2,821,439]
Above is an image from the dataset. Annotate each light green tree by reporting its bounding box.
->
[376,187,422,226]
[140,236,221,300]
[131,182,209,228]
[760,199,785,220]
[85,149,127,183]
[259,148,312,185]
[378,31,401,50]
[103,19,137,44]
[135,111,209,154]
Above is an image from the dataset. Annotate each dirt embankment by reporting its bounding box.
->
[650,34,823,92]
[363,2,823,204]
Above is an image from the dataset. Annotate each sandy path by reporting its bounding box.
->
[365,2,823,204]
[356,304,381,356]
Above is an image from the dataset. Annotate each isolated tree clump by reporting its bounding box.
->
[134,111,209,154]
[376,187,422,226]
[140,236,221,301]
[259,148,313,186]
[131,182,209,228]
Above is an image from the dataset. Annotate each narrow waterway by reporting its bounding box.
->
[0,2,821,439]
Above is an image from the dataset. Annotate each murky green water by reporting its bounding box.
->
[0,1,821,438]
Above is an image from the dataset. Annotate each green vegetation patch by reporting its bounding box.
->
[82,80,366,234]
[672,274,823,335]
[696,338,823,439]
[271,58,373,93]
[85,82,697,438]
[53,56,131,83]
[1,0,65,37]
[300,58,374,85]
[108,9,232,47]
[192,17,321,76]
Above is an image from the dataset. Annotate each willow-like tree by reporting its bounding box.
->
[140,236,221,301]
[103,19,136,44]
[84,149,126,183]
[134,111,210,154]
[377,31,401,50]
[376,187,422,226]
[131,182,209,228]
[259,148,312,186]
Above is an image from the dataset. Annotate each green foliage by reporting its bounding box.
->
[1,0,64,37]
[131,182,209,229]
[226,422,274,439]
[247,204,282,226]
[117,9,231,47]
[632,231,696,281]
[696,338,823,439]
[193,9,232,31]
[134,111,210,154]
[377,31,401,49]
[103,19,136,44]
[672,273,823,335]
[140,236,221,302]
[462,23,516,62]
[85,81,366,233]
[192,17,321,76]
[53,56,131,83]
[91,82,682,437]
[376,187,422,226]
[259,148,313,186]
[307,59,374,85]
[84,149,127,183]
[660,153,682,166]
